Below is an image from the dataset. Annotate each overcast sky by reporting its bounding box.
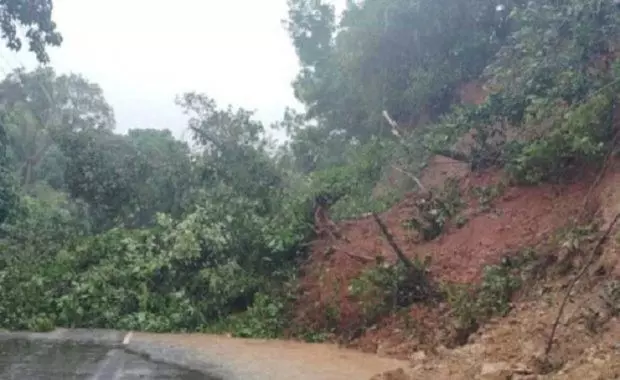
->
[0,0,345,141]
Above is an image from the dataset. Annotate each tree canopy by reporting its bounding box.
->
[0,0,62,63]
[0,0,62,223]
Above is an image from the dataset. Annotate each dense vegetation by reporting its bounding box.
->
[1,0,620,338]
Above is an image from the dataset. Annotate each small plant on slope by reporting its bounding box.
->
[349,257,435,329]
[443,250,537,344]
[405,178,464,241]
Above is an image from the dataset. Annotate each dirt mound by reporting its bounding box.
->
[293,157,620,379]
[292,168,600,357]
[422,174,591,284]
[371,276,620,379]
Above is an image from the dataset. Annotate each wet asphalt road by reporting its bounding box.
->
[0,339,214,380]
[0,329,408,380]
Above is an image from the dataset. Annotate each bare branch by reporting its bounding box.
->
[382,110,403,139]
[545,212,620,357]
[372,212,416,269]
[390,164,427,193]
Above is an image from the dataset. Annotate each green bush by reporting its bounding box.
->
[471,182,506,211]
[506,93,612,184]
[405,178,464,240]
[444,251,536,336]
[207,292,291,339]
[307,138,411,221]
[349,259,433,326]
[0,196,307,334]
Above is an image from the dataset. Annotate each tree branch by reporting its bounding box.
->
[382,109,403,138]
[431,148,471,163]
[545,212,620,357]
[339,248,375,264]
[390,164,427,193]
[372,212,416,269]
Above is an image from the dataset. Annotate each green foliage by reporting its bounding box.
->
[127,128,193,220]
[405,178,464,241]
[493,1,618,181]
[56,129,194,231]
[178,93,284,214]
[0,165,16,225]
[0,185,89,264]
[0,206,302,332]
[0,86,314,335]
[0,67,115,188]
[349,259,433,326]
[0,0,62,63]
[505,92,612,184]
[0,126,17,225]
[207,291,291,339]
[415,0,620,185]
[471,182,506,211]
[59,127,193,230]
[304,137,416,221]
[61,130,142,230]
[286,0,508,142]
[444,250,536,336]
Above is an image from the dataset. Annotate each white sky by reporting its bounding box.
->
[0,0,345,141]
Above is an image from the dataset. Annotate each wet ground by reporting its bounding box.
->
[0,329,406,380]
[129,332,407,380]
[0,339,214,380]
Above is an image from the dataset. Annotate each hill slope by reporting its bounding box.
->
[294,159,620,379]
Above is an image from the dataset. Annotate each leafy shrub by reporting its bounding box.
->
[601,280,620,318]
[444,251,536,338]
[0,195,308,334]
[349,259,434,326]
[207,292,290,339]
[0,186,90,265]
[405,178,464,240]
[308,138,410,221]
[417,0,620,187]
[27,315,55,332]
[506,93,612,184]
[471,182,506,211]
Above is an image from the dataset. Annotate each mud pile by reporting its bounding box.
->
[294,160,620,379]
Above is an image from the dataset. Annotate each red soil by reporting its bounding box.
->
[292,168,598,357]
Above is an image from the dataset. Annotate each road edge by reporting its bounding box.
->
[0,329,228,379]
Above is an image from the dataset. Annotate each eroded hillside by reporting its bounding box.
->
[293,158,620,379]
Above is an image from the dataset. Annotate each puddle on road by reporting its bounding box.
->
[0,339,214,379]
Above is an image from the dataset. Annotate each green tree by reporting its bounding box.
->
[59,128,194,230]
[0,121,17,225]
[177,92,312,274]
[60,129,140,230]
[285,0,511,143]
[0,0,62,63]
[0,0,62,224]
[126,128,193,225]
[177,92,283,212]
[0,67,115,187]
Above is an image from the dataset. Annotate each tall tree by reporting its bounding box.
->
[60,128,194,230]
[0,0,62,63]
[60,129,139,230]
[0,67,115,187]
[285,0,510,143]
[177,92,283,212]
[126,128,193,224]
[0,0,62,223]
[0,119,16,225]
